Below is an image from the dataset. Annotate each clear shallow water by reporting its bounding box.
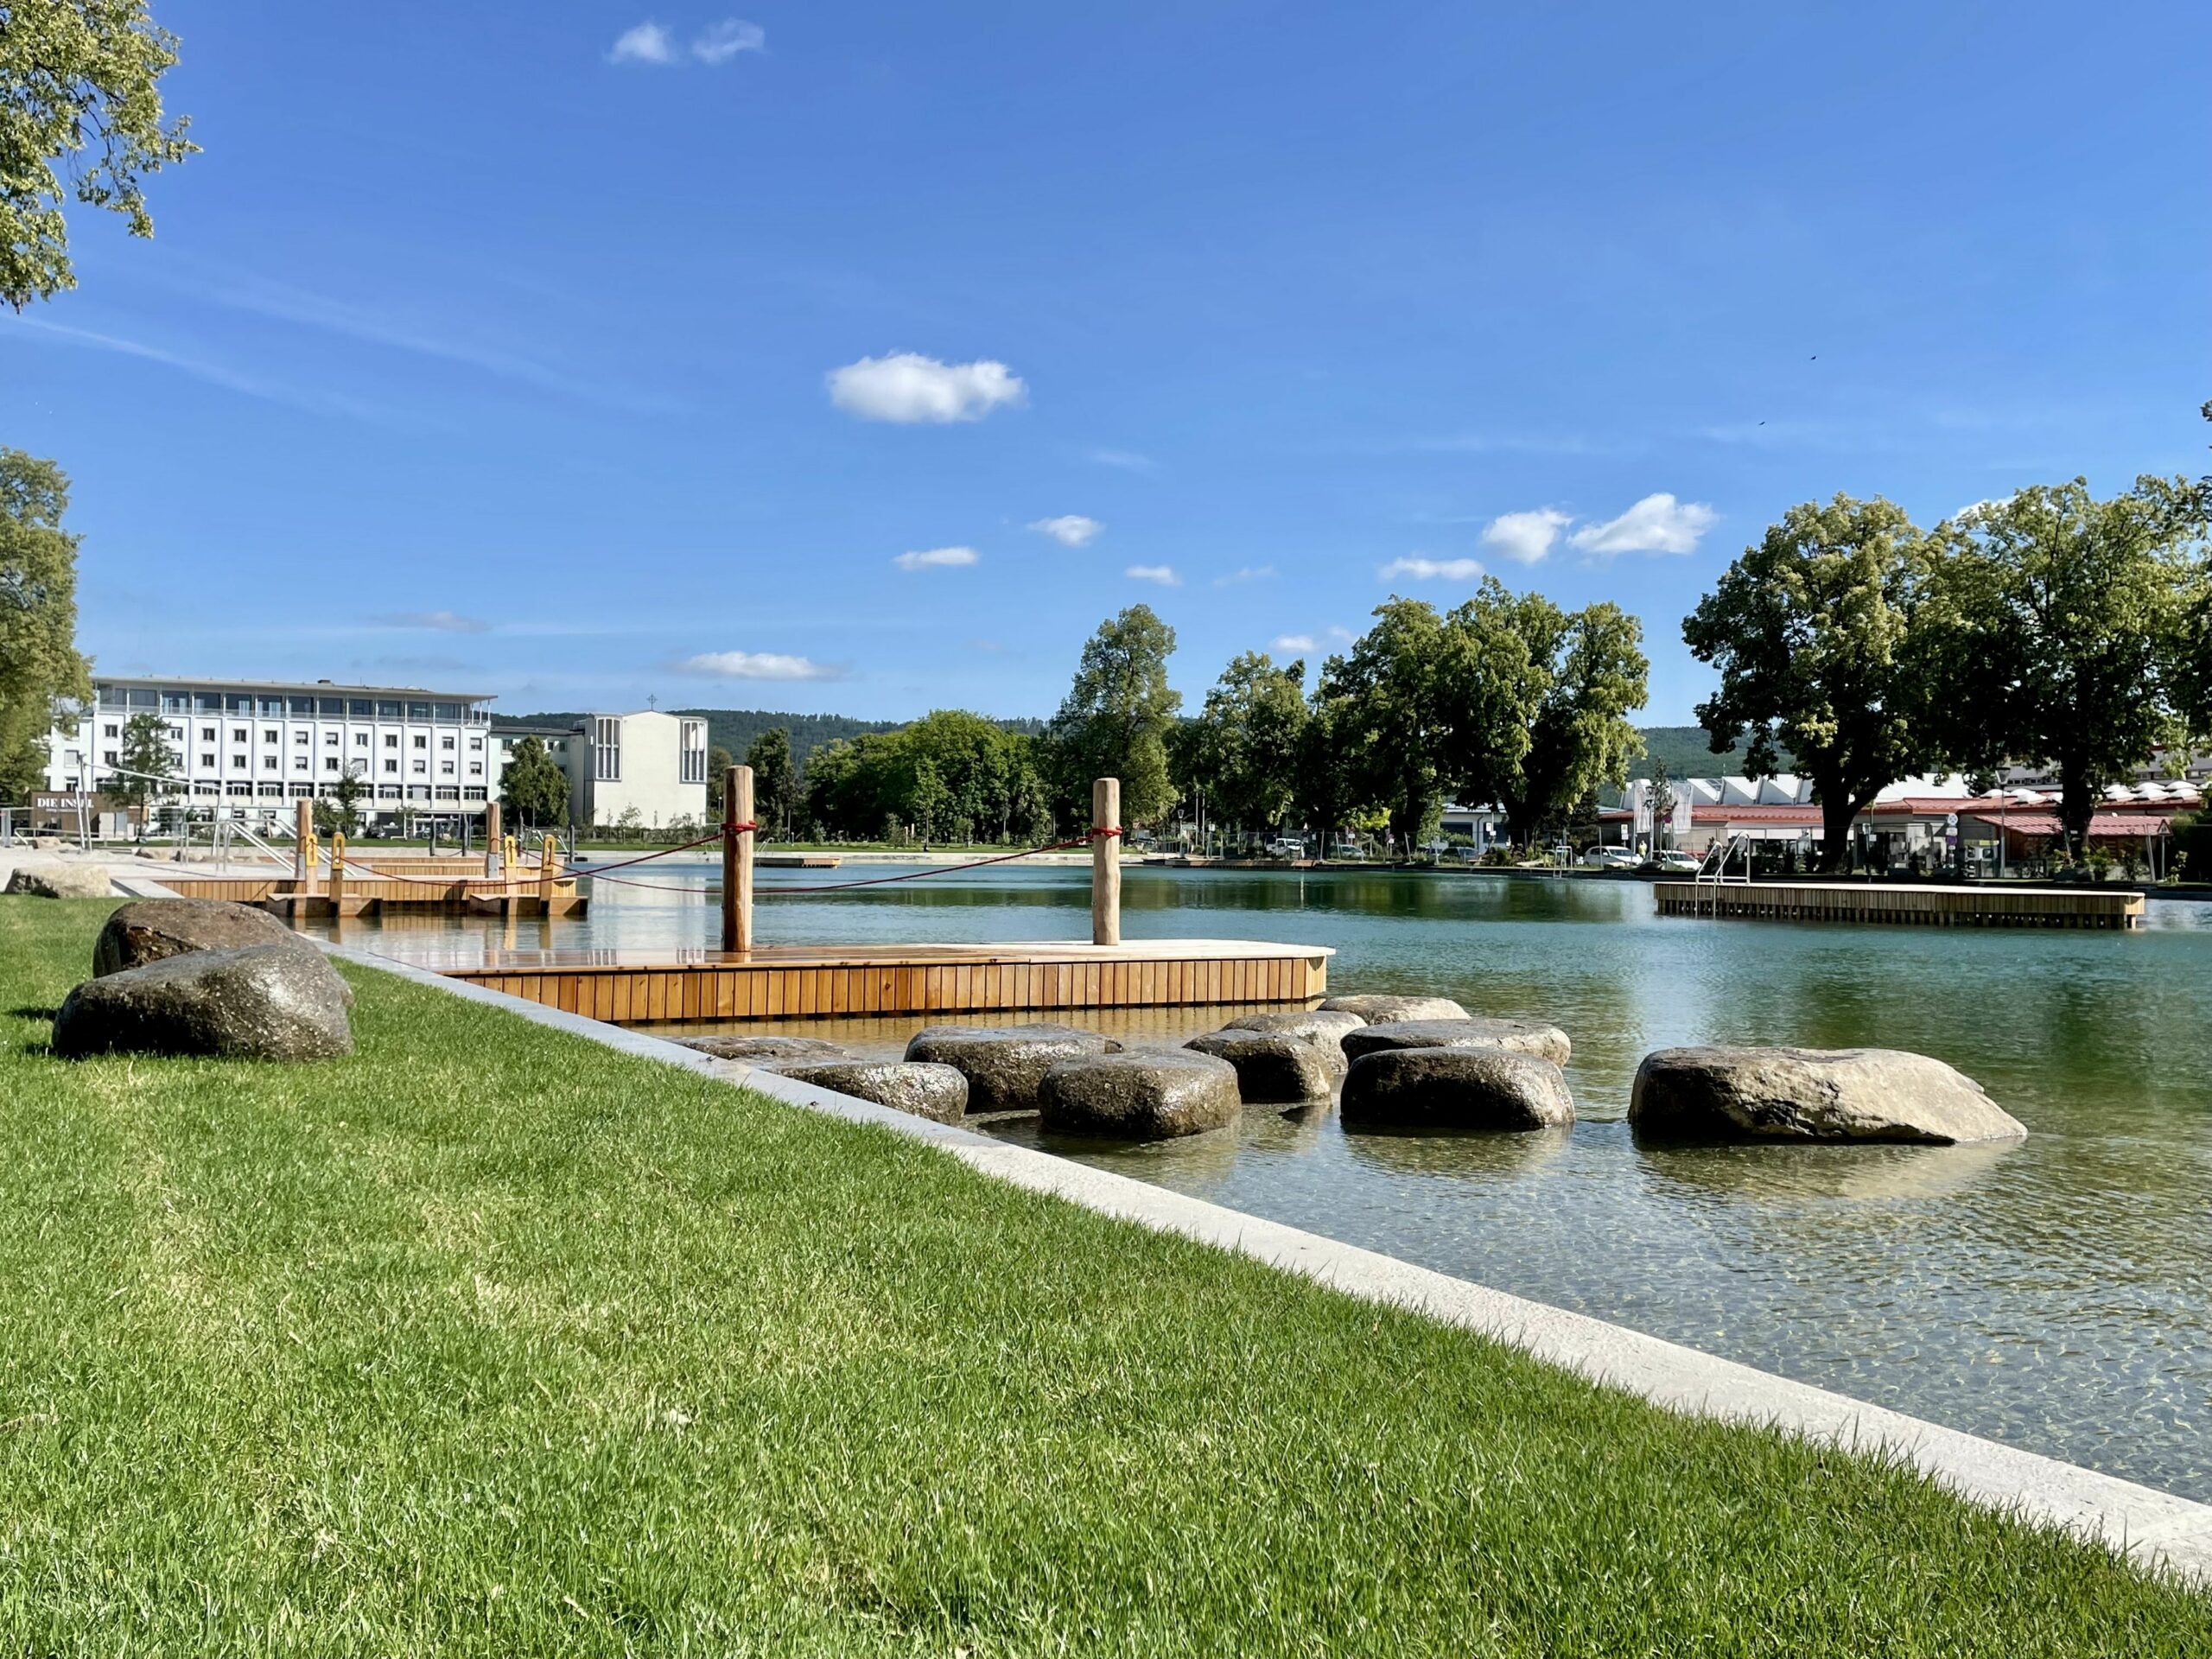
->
[343,862,2212,1500]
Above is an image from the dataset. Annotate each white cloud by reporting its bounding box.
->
[1480,507,1573,565]
[1125,564,1181,587]
[1380,556,1484,582]
[1327,625,1356,642]
[677,651,839,681]
[1028,514,1102,546]
[826,353,1027,423]
[1086,447,1155,471]
[1568,493,1718,556]
[609,21,678,64]
[1213,565,1276,586]
[373,609,489,634]
[1271,633,1319,652]
[692,19,765,63]
[894,545,979,571]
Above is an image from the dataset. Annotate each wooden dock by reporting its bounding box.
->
[1655,880,2144,929]
[423,938,1332,1025]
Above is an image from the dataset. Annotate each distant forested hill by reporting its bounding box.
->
[1634,724,1789,779]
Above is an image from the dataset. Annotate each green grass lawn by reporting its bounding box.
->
[1,897,2204,1655]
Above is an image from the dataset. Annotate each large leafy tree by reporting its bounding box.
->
[743,726,797,837]
[1185,651,1307,841]
[106,708,175,806]
[1317,601,1456,848]
[1047,605,1181,824]
[0,448,92,799]
[1682,495,1938,872]
[797,713,1050,845]
[1495,593,1649,848]
[1927,477,2209,858]
[3,0,196,308]
[499,735,569,829]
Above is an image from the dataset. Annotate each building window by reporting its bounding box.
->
[102,722,118,739]
[232,727,247,743]
[162,691,188,715]
[384,760,397,774]
[378,785,402,799]
[434,702,461,721]
[377,700,402,720]
[259,698,285,717]
[385,734,398,748]
[467,737,483,752]
[325,732,339,746]
[463,787,487,801]
[201,726,215,741]
[200,753,215,769]
[324,758,339,772]
[468,763,483,777]
[102,749,118,765]
[232,753,247,769]
[680,718,707,785]
[294,757,309,772]
[440,761,454,776]
[350,699,374,719]
[412,734,427,749]
[289,783,315,798]
[263,757,279,772]
[412,760,426,774]
[594,716,621,782]
[226,781,253,797]
[440,735,454,749]
[264,728,278,744]
[319,697,345,717]
[355,733,370,747]
[435,785,460,801]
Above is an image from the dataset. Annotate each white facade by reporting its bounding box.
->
[45,676,497,826]
[493,711,709,831]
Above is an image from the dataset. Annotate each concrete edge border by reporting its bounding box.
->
[321,937,2212,1584]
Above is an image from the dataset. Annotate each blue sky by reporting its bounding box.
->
[6,1,2207,723]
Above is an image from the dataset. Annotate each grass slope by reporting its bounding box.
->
[0,899,2202,1655]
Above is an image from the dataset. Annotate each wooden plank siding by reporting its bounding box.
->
[1654,881,2143,929]
[434,940,1332,1025]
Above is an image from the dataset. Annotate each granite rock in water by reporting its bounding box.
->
[1319,993,1469,1025]
[904,1023,1121,1111]
[1629,1046,2026,1145]
[1341,1016,1571,1066]
[674,1033,849,1063]
[1039,1048,1242,1140]
[1185,1027,1345,1104]
[54,944,354,1062]
[772,1059,969,1123]
[5,862,112,899]
[1221,1008,1368,1049]
[1341,1047,1575,1132]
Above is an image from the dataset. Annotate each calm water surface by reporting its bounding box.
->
[347,862,2212,1499]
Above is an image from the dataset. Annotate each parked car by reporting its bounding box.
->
[1654,848,1700,873]
[1580,845,1640,869]
[1266,837,1307,858]
[1329,839,1367,860]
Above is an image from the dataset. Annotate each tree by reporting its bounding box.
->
[106,709,175,808]
[1683,495,1939,873]
[1496,593,1649,848]
[703,744,732,816]
[1317,601,1455,848]
[744,727,797,838]
[0,448,92,799]
[499,735,569,828]
[1648,755,1676,853]
[3,1,197,308]
[1291,696,1360,855]
[1047,606,1182,824]
[1927,477,2209,860]
[314,764,367,838]
[1186,652,1307,842]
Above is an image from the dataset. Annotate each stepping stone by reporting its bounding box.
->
[1221,1008,1368,1049]
[905,1023,1121,1111]
[674,1033,849,1063]
[5,862,112,899]
[1039,1049,1242,1140]
[1319,993,1469,1024]
[1630,1046,2026,1145]
[1341,1047,1574,1133]
[1185,1028,1345,1103]
[771,1060,968,1123]
[54,944,354,1062]
[1341,1016,1571,1066]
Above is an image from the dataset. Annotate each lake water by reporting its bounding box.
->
[348,861,2212,1501]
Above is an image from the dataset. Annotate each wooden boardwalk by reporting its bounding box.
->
[1655,880,2144,929]
[152,868,586,918]
[418,938,1332,1025]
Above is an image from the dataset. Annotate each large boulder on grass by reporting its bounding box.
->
[904,1023,1122,1111]
[5,862,112,899]
[1629,1046,2026,1145]
[53,944,353,1062]
[674,1033,848,1064]
[1341,1047,1575,1133]
[1319,993,1468,1024]
[1185,1027,1345,1103]
[1039,1048,1242,1140]
[95,897,306,976]
[1342,1016,1572,1067]
[771,1059,968,1123]
[1221,1008,1367,1049]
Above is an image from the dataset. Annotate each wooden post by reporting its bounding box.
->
[485,802,502,875]
[722,764,754,954]
[539,833,559,912]
[1091,776,1122,947]
[328,832,346,914]
[294,798,315,896]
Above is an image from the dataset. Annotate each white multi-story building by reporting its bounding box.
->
[493,710,709,831]
[44,675,499,829]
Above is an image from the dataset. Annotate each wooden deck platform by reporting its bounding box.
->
[151,870,586,918]
[1655,880,2144,929]
[418,938,1332,1025]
